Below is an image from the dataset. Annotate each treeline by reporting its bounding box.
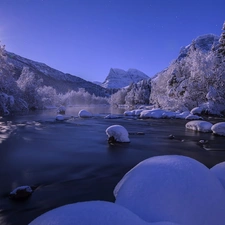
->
[0,46,108,116]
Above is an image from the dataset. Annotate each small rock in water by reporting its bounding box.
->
[168,134,175,139]
[9,186,33,201]
[108,136,117,145]
[199,140,208,144]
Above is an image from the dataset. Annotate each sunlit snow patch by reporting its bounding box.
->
[114,155,225,225]
[185,120,213,132]
[211,122,225,136]
[78,109,92,118]
[106,125,130,143]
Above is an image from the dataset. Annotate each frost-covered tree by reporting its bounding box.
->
[17,67,43,110]
[218,21,225,57]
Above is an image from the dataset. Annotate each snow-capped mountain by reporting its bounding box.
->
[6,51,108,97]
[101,68,149,89]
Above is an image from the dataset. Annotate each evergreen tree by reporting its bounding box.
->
[218,21,225,57]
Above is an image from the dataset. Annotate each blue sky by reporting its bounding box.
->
[0,0,224,82]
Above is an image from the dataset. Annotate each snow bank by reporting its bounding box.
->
[124,109,143,116]
[211,162,225,189]
[78,110,92,118]
[185,120,213,132]
[140,109,165,119]
[114,155,225,225]
[106,125,130,143]
[211,122,225,136]
[29,200,148,225]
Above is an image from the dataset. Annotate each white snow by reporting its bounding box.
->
[56,114,65,121]
[185,114,203,120]
[114,155,225,225]
[190,106,204,115]
[175,111,190,119]
[78,109,92,118]
[102,68,149,89]
[10,186,32,195]
[124,109,143,116]
[185,120,213,132]
[140,109,165,119]
[106,125,130,143]
[28,200,149,225]
[211,162,225,189]
[211,122,225,136]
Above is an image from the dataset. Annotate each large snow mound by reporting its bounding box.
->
[28,200,148,225]
[211,162,225,189]
[114,155,225,225]
[211,122,225,136]
[106,125,130,142]
[185,120,213,132]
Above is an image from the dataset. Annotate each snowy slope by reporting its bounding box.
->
[101,68,149,89]
[6,52,109,97]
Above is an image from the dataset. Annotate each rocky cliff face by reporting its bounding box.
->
[101,68,149,89]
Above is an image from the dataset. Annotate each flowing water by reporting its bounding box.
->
[0,106,225,225]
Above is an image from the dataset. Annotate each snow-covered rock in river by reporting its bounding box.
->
[106,125,130,143]
[114,155,225,225]
[28,200,149,225]
[211,122,225,136]
[56,114,65,121]
[185,120,213,132]
[185,114,203,120]
[104,114,121,119]
[102,68,149,89]
[10,186,33,200]
[211,162,225,189]
[78,110,92,118]
[140,109,166,119]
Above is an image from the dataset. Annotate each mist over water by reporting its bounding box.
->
[0,106,225,225]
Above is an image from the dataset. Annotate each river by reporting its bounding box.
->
[0,106,225,225]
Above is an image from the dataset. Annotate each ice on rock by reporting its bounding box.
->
[114,155,225,225]
[185,120,213,132]
[211,162,225,189]
[28,200,149,225]
[78,109,92,118]
[211,122,225,136]
[106,125,130,143]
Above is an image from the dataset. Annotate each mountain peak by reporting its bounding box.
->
[102,68,149,89]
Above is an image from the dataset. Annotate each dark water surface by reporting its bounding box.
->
[0,107,225,225]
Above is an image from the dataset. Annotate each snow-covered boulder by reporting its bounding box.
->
[185,120,213,132]
[56,114,65,121]
[140,109,165,119]
[78,110,92,118]
[190,106,204,115]
[211,122,225,136]
[29,200,149,225]
[114,155,225,225]
[211,162,225,189]
[124,110,135,116]
[10,186,33,200]
[106,125,130,143]
[175,111,190,119]
[185,114,203,120]
[104,114,121,119]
